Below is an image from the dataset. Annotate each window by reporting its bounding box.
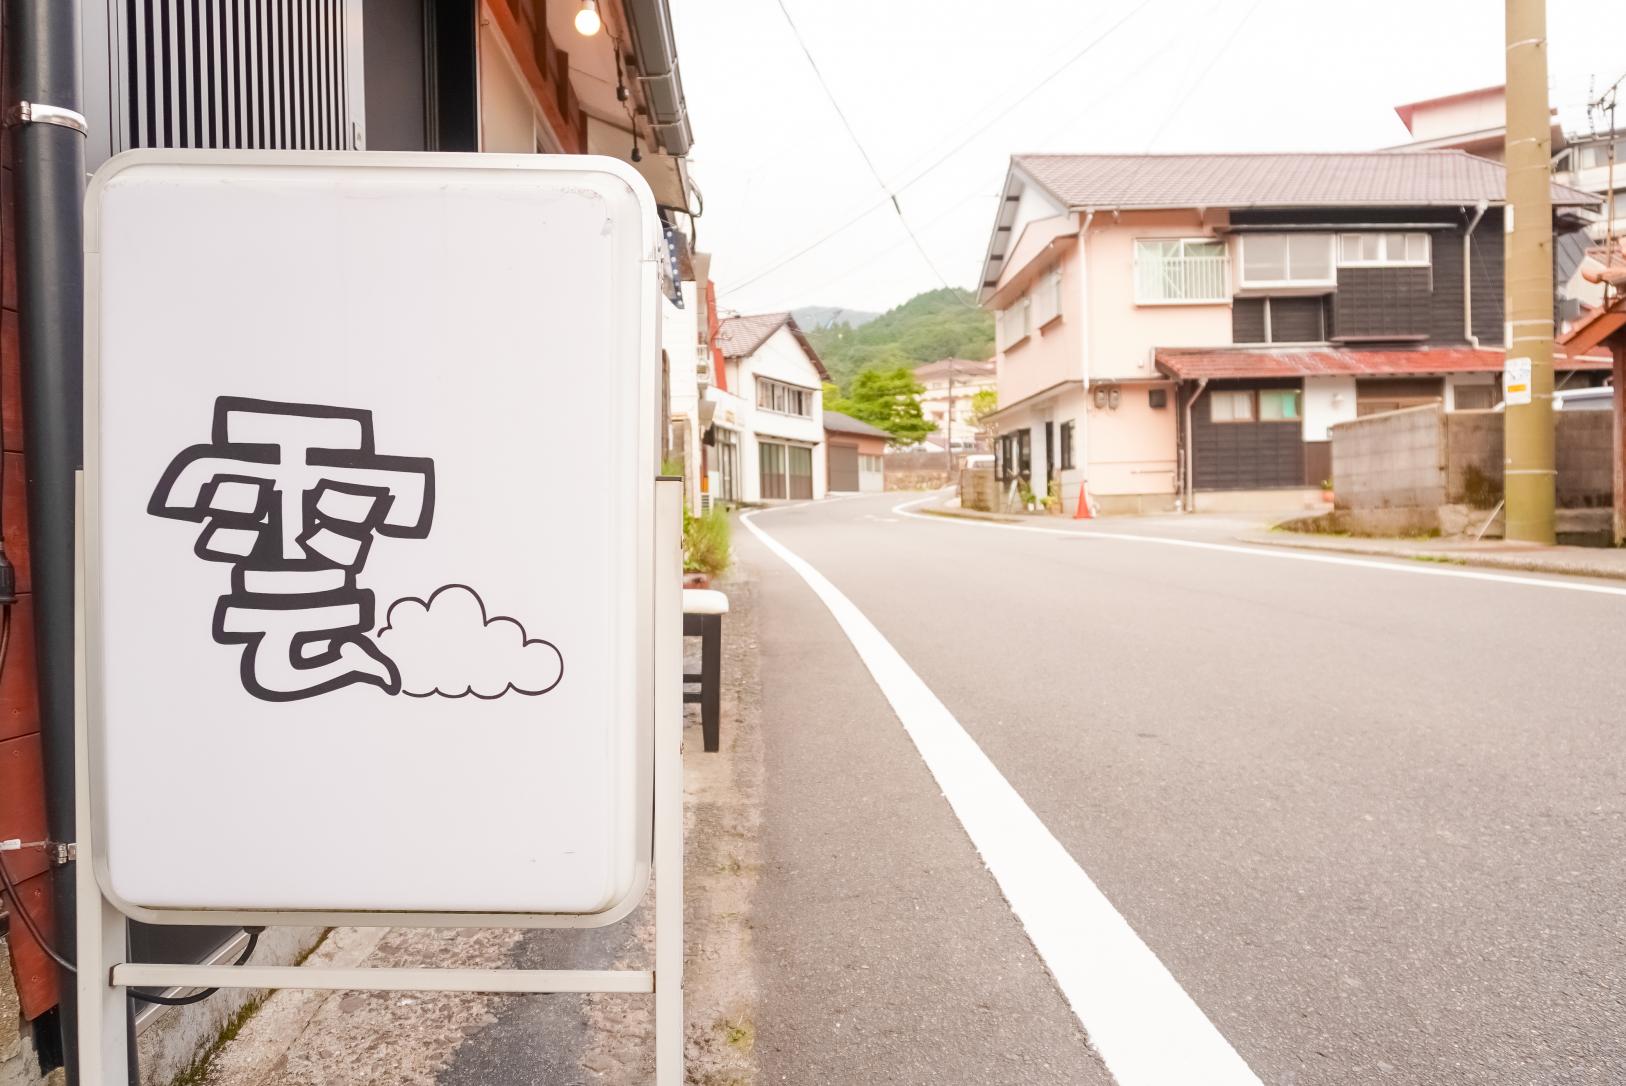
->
[1453,385,1497,411]
[1238,234,1334,288]
[757,441,814,499]
[1576,139,1626,170]
[996,430,1032,481]
[997,294,1034,349]
[1134,238,1227,303]
[1209,390,1255,423]
[1338,232,1430,267]
[860,454,884,474]
[1033,267,1064,327]
[1058,420,1075,470]
[1259,390,1301,421]
[756,377,813,417]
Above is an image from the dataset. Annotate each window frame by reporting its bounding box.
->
[1236,233,1336,290]
[1133,237,1230,305]
[1058,420,1076,470]
[1257,388,1302,422]
[1208,389,1257,424]
[755,376,815,418]
[1337,232,1432,268]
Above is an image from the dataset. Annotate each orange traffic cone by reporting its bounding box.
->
[1073,483,1092,520]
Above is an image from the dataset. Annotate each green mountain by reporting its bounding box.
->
[805,288,993,392]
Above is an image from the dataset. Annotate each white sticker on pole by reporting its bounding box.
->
[85,153,660,918]
[1504,356,1533,406]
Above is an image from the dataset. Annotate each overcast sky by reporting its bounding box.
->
[668,0,1626,317]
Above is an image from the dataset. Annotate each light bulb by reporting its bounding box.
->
[574,0,601,36]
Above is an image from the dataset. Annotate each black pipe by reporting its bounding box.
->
[8,1,86,1080]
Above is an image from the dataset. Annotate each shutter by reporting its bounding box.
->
[94,0,366,166]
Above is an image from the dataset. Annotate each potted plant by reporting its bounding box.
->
[1320,478,1335,504]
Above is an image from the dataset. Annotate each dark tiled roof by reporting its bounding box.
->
[1014,151,1600,210]
[1154,346,1609,380]
[716,312,831,379]
[823,410,891,438]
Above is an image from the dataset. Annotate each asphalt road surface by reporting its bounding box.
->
[738,492,1626,1086]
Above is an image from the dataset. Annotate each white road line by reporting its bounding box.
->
[739,508,1264,1086]
[890,495,1626,599]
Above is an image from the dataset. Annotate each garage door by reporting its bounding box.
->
[829,443,859,491]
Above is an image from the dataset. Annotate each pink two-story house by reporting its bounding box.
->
[977,152,1604,515]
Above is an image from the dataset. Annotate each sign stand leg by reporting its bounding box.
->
[75,472,130,1085]
[653,477,684,1085]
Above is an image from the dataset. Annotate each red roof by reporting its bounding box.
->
[1155,346,1609,380]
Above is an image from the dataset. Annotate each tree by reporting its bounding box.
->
[968,388,999,432]
[826,367,932,447]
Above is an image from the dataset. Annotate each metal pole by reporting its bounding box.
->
[944,362,954,477]
[9,1,89,1078]
[653,476,684,1086]
[1614,345,1625,546]
[1503,0,1557,544]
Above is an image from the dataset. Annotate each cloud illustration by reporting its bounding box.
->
[375,584,562,699]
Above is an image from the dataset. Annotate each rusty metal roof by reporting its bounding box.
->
[1155,346,1610,380]
[1014,151,1601,210]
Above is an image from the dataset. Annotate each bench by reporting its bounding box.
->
[682,589,729,752]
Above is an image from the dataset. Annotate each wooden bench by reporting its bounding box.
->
[682,589,729,752]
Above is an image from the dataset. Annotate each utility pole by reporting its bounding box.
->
[944,360,956,477]
[1504,0,1556,544]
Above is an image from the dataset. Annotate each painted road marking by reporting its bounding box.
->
[892,495,1626,599]
[740,508,1264,1086]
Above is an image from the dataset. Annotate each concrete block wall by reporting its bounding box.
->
[1335,404,1614,520]
[1330,404,1446,510]
[1555,411,1613,507]
[1443,411,1503,508]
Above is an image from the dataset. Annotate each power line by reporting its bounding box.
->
[1143,0,1267,151]
[770,0,979,306]
[721,0,1162,297]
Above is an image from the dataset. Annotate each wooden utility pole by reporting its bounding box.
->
[1504,0,1557,543]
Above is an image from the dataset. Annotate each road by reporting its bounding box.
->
[737,492,1626,1085]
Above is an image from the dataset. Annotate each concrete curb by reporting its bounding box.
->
[1243,532,1626,583]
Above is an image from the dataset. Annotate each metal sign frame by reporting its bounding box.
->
[74,151,684,1083]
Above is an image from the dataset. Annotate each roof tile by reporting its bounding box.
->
[1014,151,1599,210]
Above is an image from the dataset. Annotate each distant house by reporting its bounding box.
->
[708,312,831,502]
[913,358,996,449]
[974,150,1604,515]
[823,410,889,493]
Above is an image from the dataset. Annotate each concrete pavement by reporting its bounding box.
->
[741,491,1626,1085]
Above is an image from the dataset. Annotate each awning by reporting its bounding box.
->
[1154,346,1611,381]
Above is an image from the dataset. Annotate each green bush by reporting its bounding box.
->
[683,505,731,576]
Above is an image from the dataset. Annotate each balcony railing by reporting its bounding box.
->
[1135,255,1228,304]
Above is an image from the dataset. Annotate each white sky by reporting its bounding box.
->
[668,0,1626,316]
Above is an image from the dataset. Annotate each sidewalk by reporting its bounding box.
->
[922,495,1626,582]
[1239,529,1626,582]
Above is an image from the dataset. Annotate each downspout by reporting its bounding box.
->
[1183,378,1209,512]
[1464,199,1489,348]
[1076,209,1095,508]
[9,0,87,1076]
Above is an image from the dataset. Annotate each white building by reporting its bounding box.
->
[661,245,714,512]
[913,358,997,449]
[707,313,830,502]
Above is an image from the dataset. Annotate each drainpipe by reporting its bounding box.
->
[1076,210,1095,504]
[1463,199,1489,348]
[1183,378,1209,512]
[9,0,87,1077]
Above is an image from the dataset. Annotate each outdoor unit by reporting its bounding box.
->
[82,0,367,172]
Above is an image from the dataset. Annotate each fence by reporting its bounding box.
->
[1328,403,1613,534]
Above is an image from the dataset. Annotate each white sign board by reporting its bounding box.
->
[85,152,660,919]
[1504,356,1533,407]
